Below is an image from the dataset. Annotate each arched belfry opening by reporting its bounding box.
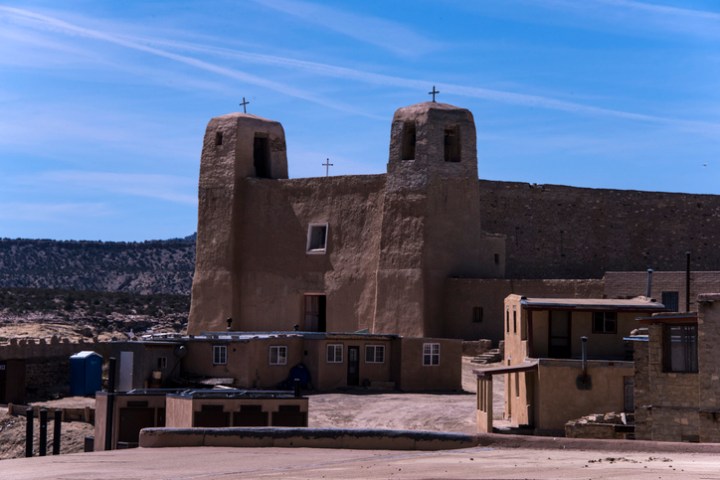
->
[444,125,461,163]
[401,121,416,160]
[253,133,271,178]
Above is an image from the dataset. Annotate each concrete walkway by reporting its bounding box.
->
[3,442,720,479]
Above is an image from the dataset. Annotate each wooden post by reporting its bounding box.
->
[25,407,33,457]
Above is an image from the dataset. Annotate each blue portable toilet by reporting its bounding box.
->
[70,351,103,396]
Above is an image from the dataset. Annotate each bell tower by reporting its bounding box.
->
[188,113,287,334]
[373,102,487,337]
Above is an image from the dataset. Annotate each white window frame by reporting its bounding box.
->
[326,344,343,363]
[212,345,227,365]
[365,345,385,364]
[306,223,328,254]
[423,343,440,366]
[269,345,288,365]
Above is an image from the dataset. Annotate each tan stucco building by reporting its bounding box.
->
[188,100,720,342]
[476,294,665,435]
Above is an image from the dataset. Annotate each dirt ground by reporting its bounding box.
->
[0,408,93,460]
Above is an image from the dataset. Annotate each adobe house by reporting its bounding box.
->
[476,294,666,435]
[95,389,174,450]
[188,100,720,343]
[165,389,308,428]
[634,293,720,442]
[105,332,461,393]
[181,332,462,392]
[94,388,308,450]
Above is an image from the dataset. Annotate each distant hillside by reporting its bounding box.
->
[0,235,195,295]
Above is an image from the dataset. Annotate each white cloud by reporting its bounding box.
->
[0,202,111,221]
[11,171,197,206]
[252,0,444,56]
[534,0,720,40]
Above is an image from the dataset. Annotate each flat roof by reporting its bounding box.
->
[167,389,302,400]
[519,297,666,312]
[637,312,697,325]
[194,331,399,341]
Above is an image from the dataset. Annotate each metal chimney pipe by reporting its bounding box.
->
[686,251,691,312]
[646,268,653,298]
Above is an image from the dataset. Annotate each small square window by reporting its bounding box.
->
[212,345,227,365]
[592,312,617,334]
[423,343,440,366]
[306,223,328,254]
[365,345,385,364]
[662,291,680,312]
[326,344,343,363]
[269,345,288,365]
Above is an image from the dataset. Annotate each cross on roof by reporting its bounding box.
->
[322,158,334,177]
[428,85,440,102]
[239,97,250,113]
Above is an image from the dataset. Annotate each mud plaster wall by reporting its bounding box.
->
[442,278,604,341]
[235,175,386,333]
[478,180,720,279]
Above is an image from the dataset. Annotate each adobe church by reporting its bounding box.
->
[189,101,720,341]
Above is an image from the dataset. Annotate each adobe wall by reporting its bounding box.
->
[397,337,462,391]
[443,278,604,341]
[535,360,633,432]
[233,175,386,333]
[478,180,720,279]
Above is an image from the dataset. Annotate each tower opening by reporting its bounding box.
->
[253,135,271,178]
[444,126,461,163]
[401,121,416,160]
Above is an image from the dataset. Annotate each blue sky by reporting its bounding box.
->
[1,0,719,241]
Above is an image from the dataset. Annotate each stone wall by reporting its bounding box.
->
[697,294,720,442]
[634,324,700,442]
[25,357,71,401]
[478,180,720,279]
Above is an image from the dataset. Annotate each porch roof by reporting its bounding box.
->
[519,296,666,313]
[474,359,538,378]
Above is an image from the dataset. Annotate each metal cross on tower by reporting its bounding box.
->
[239,97,250,113]
[322,158,334,177]
[428,85,440,102]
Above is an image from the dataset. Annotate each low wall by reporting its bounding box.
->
[139,427,478,451]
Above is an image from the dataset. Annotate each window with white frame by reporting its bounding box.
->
[212,345,227,365]
[306,223,328,254]
[423,343,440,366]
[365,345,385,364]
[269,345,288,365]
[326,344,343,363]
